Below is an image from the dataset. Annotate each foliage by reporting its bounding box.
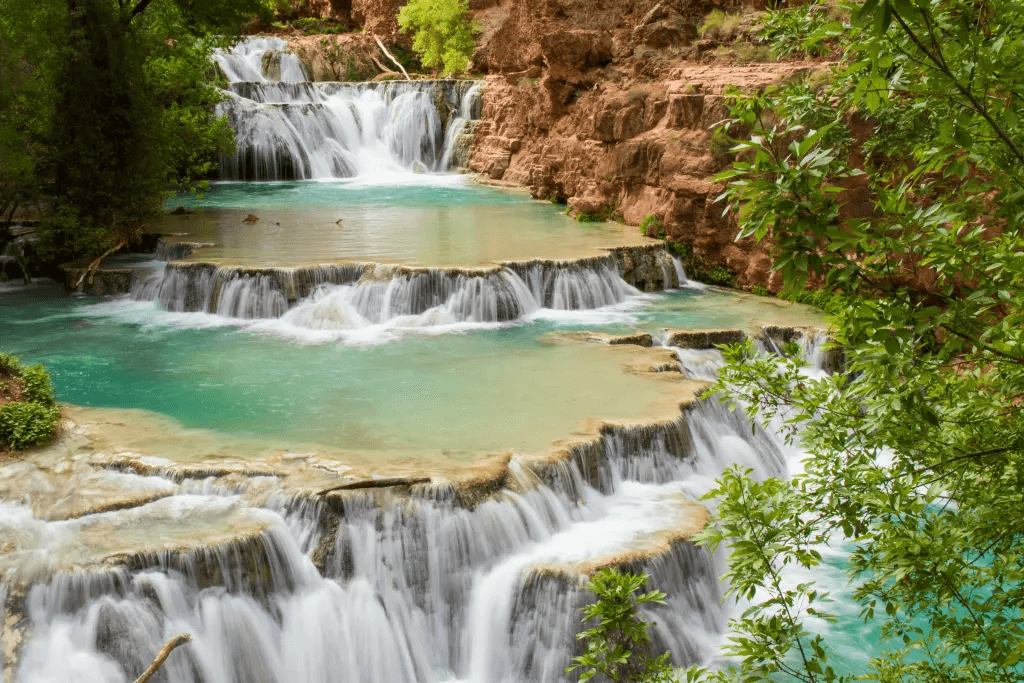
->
[693,0,1024,681]
[0,353,59,451]
[750,284,771,297]
[0,353,21,376]
[397,0,475,75]
[20,365,56,406]
[688,468,843,683]
[569,568,678,683]
[0,403,60,451]
[758,2,847,59]
[641,214,663,237]
[576,213,605,223]
[777,286,856,317]
[1,0,262,266]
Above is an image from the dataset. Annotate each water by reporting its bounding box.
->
[212,38,482,180]
[1,283,777,463]
[4,398,791,683]
[153,180,655,267]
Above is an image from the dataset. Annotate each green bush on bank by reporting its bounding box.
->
[0,352,59,451]
[777,286,856,317]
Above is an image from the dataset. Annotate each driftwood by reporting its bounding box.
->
[317,477,431,496]
[74,240,127,289]
[373,35,411,81]
[368,53,398,76]
[133,634,192,683]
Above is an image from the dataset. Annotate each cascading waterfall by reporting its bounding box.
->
[213,38,483,180]
[3,390,797,683]
[129,247,689,330]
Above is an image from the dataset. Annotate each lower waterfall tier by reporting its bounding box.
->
[3,397,792,683]
[130,246,687,328]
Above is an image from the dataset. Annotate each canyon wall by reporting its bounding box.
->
[465,0,824,289]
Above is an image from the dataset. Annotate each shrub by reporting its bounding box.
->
[731,42,773,62]
[0,353,20,376]
[640,214,662,237]
[778,285,855,316]
[0,353,60,451]
[576,212,604,223]
[21,364,55,406]
[751,284,771,296]
[758,2,846,59]
[0,402,59,450]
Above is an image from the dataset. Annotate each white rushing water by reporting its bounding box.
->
[213,38,483,180]
[3,377,806,683]
[128,251,688,339]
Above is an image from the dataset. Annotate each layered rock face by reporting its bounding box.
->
[466,0,824,289]
[469,63,815,289]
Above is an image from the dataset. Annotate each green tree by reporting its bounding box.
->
[397,0,475,76]
[569,568,678,683]
[687,0,1024,681]
[0,0,261,267]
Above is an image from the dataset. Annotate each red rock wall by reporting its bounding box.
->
[469,59,818,289]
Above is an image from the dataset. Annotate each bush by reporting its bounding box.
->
[750,284,771,296]
[576,212,604,223]
[640,214,662,237]
[0,402,59,450]
[0,353,20,376]
[778,286,855,316]
[397,0,476,75]
[21,364,55,406]
[0,353,59,451]
[758,2,845,59]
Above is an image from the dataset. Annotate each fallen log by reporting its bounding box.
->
[373,35,411,81]
[317,477,431,495]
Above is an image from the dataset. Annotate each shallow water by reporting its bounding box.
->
[156,180,653,267]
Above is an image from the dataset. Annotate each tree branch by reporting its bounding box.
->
[134,634,191,683]
[890,8,1024,165]
[373,35,411,81]
[939,324,1024,365]
[128,0,154,22]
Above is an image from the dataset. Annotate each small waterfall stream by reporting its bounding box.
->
[213,38,483,180]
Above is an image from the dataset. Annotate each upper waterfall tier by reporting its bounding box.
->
[214,38,482,180]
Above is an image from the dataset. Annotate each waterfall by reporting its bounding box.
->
[129,246,688,331]
[4,396,791,683]
[213,38,483,180]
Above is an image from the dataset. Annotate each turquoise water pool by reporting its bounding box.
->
[155,179,654,267]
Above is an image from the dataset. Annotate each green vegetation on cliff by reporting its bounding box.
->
[691,0,1024,681]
